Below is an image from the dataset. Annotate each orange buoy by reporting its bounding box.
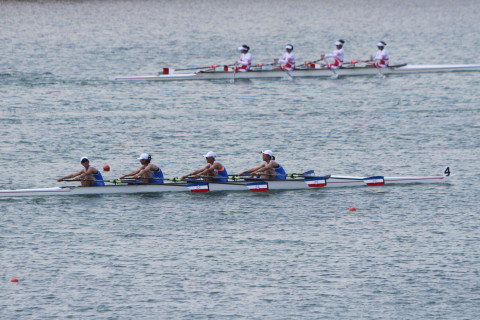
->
[103,165,110,172]
[349,207,356,211]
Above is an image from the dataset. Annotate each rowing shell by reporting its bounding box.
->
[111,64,480,81]
[0,171,451,198]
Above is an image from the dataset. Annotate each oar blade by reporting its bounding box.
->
[302,170,315,176]
[363,176,385,186]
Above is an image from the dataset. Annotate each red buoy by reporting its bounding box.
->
[103,165,110,172]
[349,207,356,211]
[10,278,19,282]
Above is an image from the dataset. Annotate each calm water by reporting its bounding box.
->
[1,0,480,319]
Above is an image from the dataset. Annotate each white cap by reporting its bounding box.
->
[203,151,216,158]
[285,44,293,50]
[80,156,89,162]
[137,153,150,160]
[336,40,344,46]
[237,45,249,52]
[262,150,274,157]
[377,41,386,47]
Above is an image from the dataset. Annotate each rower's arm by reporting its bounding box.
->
[252,161,276,175]
[182,165,209,179]
[239,164,263,176]
[58,169,83,181]
[263,161,276,170]
[83,167,98,177]
[120,168,141,179]
[203,162,222,174]
[136,164,159,177]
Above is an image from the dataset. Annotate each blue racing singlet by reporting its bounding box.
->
[85,166,105,186]
[266,162,286,179]
[150,164,164,184]
[274,165,286,179]
[214,161,229,182]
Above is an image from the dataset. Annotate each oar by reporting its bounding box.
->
[231,170,317,180]
[346,59,370,64]
[61,177,180,184]
[322,58,338,79]
[163,64,234,72]
[282,66,293,80]
[231,62,237,83]
[375,64,386,78]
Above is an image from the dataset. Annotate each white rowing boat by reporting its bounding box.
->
[111,64,480,81]
[0,167,452,198]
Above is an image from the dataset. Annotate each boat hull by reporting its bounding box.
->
[111,64,480,81]
[0,175,450,198]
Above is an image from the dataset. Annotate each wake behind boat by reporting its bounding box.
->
[0,167,452,198]
[111,64,480,81]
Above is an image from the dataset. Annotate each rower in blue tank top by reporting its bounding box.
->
[238,150,286,179]
[119,153,164,184]
[150,164,164,184]
[213,160,229,182]
[181,151,229,182]
[57,156,105,186]
[88,166,105,186]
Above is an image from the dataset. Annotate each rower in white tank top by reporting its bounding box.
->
[321,40,345,69]
[276,44,296,71]
[236,45,252,72]
[371,41,389,68]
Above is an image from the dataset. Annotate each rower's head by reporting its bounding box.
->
[238,44,250,53]
[137,153,151,165]
[262,150,275,161]
[285,44,293,53]
[80,156,89,168]
[203,151,216,163]
[336,40,345,49]
[377,41,386,49]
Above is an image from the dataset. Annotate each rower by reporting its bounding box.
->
[181,151,229,182]
[275,44,296,71]
[320,40,345,69]
[235,45,252,72]
[238,150,286,179]
[119,153,164,184]
[370,41,389,68]
[57,157,105,186]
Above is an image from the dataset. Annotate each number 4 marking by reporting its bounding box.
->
[444,167,451,176]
